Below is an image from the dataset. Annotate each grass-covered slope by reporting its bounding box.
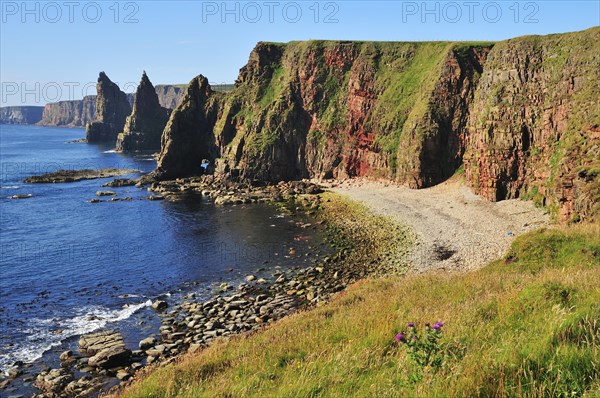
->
[117,198,600,398]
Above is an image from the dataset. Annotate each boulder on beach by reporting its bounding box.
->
[139,336,156,350]
[79,330,125,356]
[88,345,132,369]
[34,368,74,394]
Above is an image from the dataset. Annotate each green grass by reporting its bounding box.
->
[258,66,286,107]
[307,129,327,156]
[371,42,451,160]
[117,196,600,398]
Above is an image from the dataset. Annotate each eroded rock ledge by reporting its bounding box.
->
[24,168,139,183]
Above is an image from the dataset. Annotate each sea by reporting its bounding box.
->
[0,124,330,395]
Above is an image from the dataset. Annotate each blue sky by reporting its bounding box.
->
[1,0,598,106]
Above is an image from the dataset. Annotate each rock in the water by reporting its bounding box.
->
[59,350,74,362]
[103,178,137,187]
[7,367,22,378]
[88,345,132,369]
[152,300,168,310]
[96,190,116,196]
[24,168,138,183]
[9,194,32,199]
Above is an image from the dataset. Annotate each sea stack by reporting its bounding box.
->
[116,72,170,152]
[155,75,220,179]
[86,72,132,143]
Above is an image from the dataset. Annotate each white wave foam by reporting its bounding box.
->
[118,293,143,299]
[0,186,20,189]
[103,149,117,153]
[0,301,151,374]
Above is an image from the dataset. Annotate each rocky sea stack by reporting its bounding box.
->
[155,27,599,222]
[155,75,221,179]
[116,72,170,152]
[86,72,132,143]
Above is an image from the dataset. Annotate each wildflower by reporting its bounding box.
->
[395,333,405,342]
[407,322,415,328]
[432,323,441,330]
[411,335,417,340]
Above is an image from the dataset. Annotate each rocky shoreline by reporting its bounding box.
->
[145,174,325,205]
[2,175,413,398]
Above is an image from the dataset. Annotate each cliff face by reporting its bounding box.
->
[155,85,186,109]
[37,96,96,127]
[158,41,492,184]
[157,27,599,222]
[464,28,599,222]
[85,72,132,143]
[0,106,44,124]
[116,72,171,152]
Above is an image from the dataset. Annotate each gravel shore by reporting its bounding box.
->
[328,177,550,272]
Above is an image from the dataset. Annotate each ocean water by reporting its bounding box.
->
[0,125,329,381]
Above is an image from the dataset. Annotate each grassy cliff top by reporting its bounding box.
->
[259,25,599,48]
[259,39,495,46]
